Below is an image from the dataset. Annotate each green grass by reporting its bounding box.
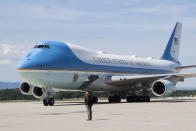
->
[0,97,109,103]
[0,100,39,103]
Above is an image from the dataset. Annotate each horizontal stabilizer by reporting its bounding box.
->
[175,65,196,70]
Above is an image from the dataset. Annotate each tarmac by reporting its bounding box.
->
[1,98,196,131]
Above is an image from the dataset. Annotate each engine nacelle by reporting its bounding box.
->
[32,86,45,99]
[151,79,176,97]
[20,82,32,95]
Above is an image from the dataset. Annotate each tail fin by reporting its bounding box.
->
[161,22,182,62]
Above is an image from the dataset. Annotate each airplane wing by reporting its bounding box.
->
[105,73,196,86]
[175,65,196,70]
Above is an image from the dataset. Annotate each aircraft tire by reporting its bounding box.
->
[108,96,121,103]
[48,97,55,106]
[127,96,150,102]
[93,96,98,103]
[43,99,49,106]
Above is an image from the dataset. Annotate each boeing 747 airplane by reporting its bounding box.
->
[16,22,196,106]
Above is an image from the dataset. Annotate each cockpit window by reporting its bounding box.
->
[45,45,50,48]
[34,45,50,49]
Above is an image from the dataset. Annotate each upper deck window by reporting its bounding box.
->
[34,45,50,49]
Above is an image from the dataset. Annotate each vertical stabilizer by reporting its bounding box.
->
[161,22,182,62]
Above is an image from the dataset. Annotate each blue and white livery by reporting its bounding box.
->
[16,22,196,105]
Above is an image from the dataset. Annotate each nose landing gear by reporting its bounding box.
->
[43,97,54,106]
[42,88,55,106]
[43,97,55,106]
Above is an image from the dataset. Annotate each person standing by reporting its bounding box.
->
[85,91,94,120]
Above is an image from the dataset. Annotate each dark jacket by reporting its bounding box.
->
[85,95,94,106]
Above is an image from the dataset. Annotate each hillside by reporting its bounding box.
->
[0,82,20,90]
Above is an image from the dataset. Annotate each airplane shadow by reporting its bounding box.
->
[151,98,196,103]
[40,111,86,116]
[54,101,84,106]
[92,119,109,121]
[54,98,196,106]
[54,101,128,106]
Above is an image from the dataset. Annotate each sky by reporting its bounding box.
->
[1,0,196,87]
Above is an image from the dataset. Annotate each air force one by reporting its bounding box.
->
[16,22,196,106]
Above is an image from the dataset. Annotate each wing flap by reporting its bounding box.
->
[178,73,196,78]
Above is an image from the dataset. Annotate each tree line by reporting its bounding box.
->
[0,88,110,100]
[0,88,196,100]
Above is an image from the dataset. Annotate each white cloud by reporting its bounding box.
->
[26,5,88,21]
[0,43,33,65]
[129,5,185,14]
[0,59,12,65]
[2,45,12,55]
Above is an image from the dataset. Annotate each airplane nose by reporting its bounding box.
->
[16,51,36,69]
[16,57,33,69]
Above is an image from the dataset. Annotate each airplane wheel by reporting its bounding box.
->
[144,96,150,102]
[108,96,121,103]
[93,96,98,103]
[43,99,49,106]
[127,96,150,102]
[48,97,54,106]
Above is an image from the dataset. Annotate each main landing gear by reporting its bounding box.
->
[126,96,150,102]
[126,89,150,102]
[108,90,150,103]
[108,94,121,103]
[85,94,98,104]
[108,92,123,103]
[108,95,150,103]
[93,96,98,103]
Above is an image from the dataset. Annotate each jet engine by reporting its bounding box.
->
[32,86,45,98]
[151,79,176,97]
[20,82,32,95]
[20,82,51,99]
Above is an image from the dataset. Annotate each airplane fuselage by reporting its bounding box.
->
[16,41,180,91]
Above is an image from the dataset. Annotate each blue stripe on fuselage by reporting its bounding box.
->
[17,41,174,74]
